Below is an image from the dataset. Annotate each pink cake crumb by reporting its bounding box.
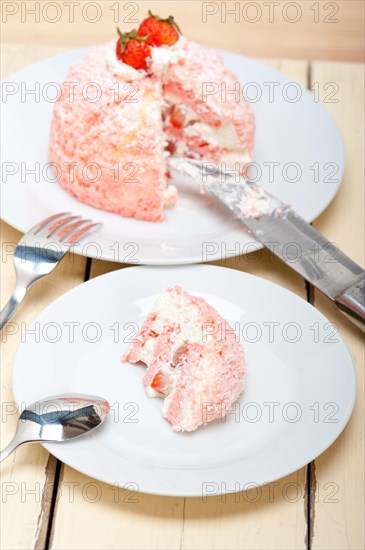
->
[122,286,246,432]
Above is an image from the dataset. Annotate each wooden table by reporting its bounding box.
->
[1,44,364,550]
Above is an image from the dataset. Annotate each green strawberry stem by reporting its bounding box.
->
[147,11,182,34]
[116,27,149,54]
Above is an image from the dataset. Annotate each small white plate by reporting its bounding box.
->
[1,47,344,264]
[12,265,355,496]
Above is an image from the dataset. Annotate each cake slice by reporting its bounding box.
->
[122,286,245,432]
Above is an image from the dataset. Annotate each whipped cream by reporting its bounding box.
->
[221,150,252,170]
[150,37,186,76]
[106,37,186,81]
[163,184,178,208]
[239,184,284,219]
[185,120,240,149]
[105,48,145,81]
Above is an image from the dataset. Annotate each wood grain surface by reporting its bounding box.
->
[1,1,364,61]
[0,37,364,550]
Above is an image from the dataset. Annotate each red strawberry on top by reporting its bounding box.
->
[137,11,181,47]
[116,27,151,70]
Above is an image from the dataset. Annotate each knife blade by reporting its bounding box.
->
[169,157,365,331]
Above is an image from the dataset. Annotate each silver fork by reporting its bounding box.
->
[0,213,102,330]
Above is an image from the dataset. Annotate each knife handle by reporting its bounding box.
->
[335,277,365,332]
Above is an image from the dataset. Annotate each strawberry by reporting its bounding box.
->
[116,27,151,70]
[137,11,181,47]
[169,105,185,129]
[150,370,172,396]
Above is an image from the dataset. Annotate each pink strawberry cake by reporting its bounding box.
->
[122,286,246,432]
[49,12,255,222]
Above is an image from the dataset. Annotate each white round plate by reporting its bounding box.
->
[1,47,344,264]
[12,265,355,496]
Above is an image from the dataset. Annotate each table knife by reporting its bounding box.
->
[169,157,365,331]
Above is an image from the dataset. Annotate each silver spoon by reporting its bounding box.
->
[0,394,110,462]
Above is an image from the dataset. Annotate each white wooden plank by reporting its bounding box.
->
[1,1,364,62]
[309,60,364,550]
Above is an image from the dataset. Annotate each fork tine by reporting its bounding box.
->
[30,213,71,235]
[46,215,82,238]
[64,222,103,244]
[53,218,91,242]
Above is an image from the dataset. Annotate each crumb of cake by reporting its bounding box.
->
[122,286,245,432]
[163,185,178,208]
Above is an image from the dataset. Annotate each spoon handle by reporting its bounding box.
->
[0,436,24,462]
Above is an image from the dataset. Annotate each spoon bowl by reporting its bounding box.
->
[0,393,110,462]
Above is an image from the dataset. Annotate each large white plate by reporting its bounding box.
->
[1,47,344,264]
[12,265,355,496]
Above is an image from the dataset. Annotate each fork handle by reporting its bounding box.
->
[0,286,27,330]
